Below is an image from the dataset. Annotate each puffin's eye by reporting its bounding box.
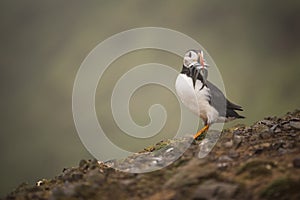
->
[188,52,192,57]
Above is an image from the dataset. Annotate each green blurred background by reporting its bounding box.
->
[1,0,299,197]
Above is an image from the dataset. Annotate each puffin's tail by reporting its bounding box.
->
[226,100,245,119]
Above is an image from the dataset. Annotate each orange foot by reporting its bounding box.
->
[193,125,209,140]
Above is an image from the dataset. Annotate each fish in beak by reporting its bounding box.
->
[191,64,200,88]
[190,63,208,89]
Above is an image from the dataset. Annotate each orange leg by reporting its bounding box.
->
[193,125,209,140]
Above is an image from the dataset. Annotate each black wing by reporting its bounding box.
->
[206,81,244,119]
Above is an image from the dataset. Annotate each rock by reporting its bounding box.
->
[51,187,66,199]
[244,127,252,133]
[233,135,242,148]
[73,183,96,198]
[86,169,105,185]
[250,144,265,154]
[261,142,271,148]
[293,158,300,168]
[290,121,300,130]
[278,148,288,154]
[272,142,282,150]
[228,149,240,159]
[282,141,294,149]
[274,127,281,133]
[259,120,274,127]
[193,179,239,200]
[164,158,216,188]
[70,173,83,181]
[218,155,233,162]
[270,124,281,133]
[217,154,235,169]
[260,132,272,139]
[282,122,291,130]
[249,134,260,142]
[79,159,88,170]
[254,148,264,154]
[255,124,270,133]
[62,182,77,197]
[223,140,233,148]
[217,162,230,170]
[36,179,48,187]
[120,179,134,186]
[146,190,176,200]
[290,132,297,137]
[198,139,216,158]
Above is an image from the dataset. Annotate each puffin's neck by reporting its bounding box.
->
[180,65,190,75]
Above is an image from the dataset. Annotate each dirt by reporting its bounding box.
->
[3,110,300,200]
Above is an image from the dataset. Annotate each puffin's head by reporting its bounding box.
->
[183,50,209,88]
[183,49,209,69]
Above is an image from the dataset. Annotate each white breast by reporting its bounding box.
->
[175,74,221,124]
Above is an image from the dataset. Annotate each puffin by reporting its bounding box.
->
[175,50,244,139]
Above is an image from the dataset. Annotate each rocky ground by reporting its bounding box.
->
[3,110,300,200]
